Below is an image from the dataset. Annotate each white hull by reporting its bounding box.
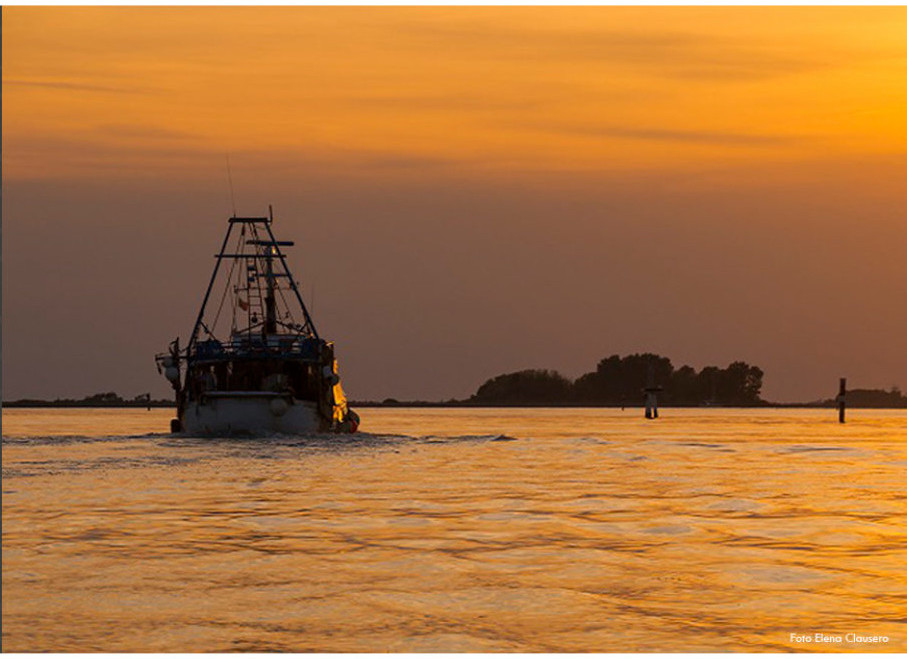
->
[181,393,325,435]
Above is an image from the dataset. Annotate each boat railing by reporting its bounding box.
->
[188,336,323,363]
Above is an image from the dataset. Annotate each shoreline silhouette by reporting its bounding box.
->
[5,354,904,409]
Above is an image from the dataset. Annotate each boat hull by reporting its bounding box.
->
[180,393,325,435]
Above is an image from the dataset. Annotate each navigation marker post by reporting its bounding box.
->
[837,377,847,423]
[644,362,662,419]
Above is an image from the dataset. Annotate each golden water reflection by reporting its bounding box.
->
[3,408,906,651]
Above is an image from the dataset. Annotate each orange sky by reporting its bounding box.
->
[5,7,907,181]
[3,7,907,402]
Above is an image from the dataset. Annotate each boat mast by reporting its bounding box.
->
[262,212,320,340]
[263,205,277,336]
[189,209,319,347]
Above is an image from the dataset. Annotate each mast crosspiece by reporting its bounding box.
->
[187,209,318,353]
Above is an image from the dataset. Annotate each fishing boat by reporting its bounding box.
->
[156,207,359,435]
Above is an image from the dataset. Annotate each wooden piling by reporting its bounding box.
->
[645,391,659,419]
[837,377,846,423]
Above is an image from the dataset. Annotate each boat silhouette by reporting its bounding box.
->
[156,207,359,435]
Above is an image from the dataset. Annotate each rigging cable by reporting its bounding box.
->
[210,222,245,334]
[250,223,267,331]
[275,283,298,332]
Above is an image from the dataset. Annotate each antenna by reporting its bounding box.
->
[225,154,237,216]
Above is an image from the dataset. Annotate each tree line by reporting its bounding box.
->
[470,353,766,406]
[4,392,173,408]
[6,368,904,408]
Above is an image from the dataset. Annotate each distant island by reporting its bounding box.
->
[818,388,907,409]
[3,392,174,408]
[4,354,905,409]
[359,353,906,409]
[469,354,764,406]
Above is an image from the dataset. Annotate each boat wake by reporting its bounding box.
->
[3,430,522,450]
[3,430,526,479]
[1,432,173,447]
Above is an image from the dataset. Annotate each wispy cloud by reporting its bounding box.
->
[551,125,805,146]
[395,20,849,82]
[98,124,196,140]
[345,94,548,113]
[3,78,147,94]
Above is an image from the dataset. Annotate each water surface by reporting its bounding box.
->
[3,407,906,651]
